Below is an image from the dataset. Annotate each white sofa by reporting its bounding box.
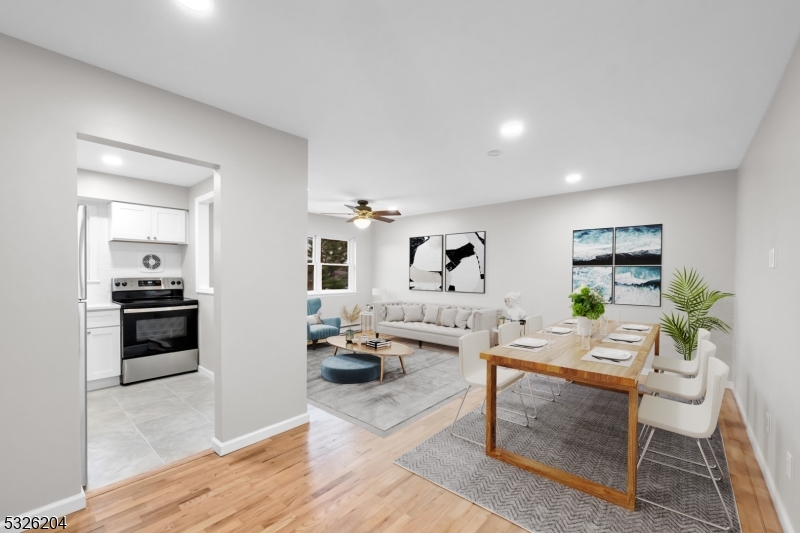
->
[374,301,501,348]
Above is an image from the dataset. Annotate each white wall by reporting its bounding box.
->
[373,171,738,366]
[77,168,190,209]
[307,213,373,326]
[0,33,307,517]
[734,36,800,533]
[185,177,218,375]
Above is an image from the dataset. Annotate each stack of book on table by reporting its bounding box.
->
[366,338,392,350]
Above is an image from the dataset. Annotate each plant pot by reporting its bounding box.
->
[576,316,592,337]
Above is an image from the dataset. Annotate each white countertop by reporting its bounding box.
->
[86,302,120,311]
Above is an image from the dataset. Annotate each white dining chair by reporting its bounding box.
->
[644,339,715,402]
[450,330,535,447]
[651,328,710,376]
[637,356,732,531]
[497,320,558,402]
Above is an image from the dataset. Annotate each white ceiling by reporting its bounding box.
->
[3,1,800,215]
[77,139,213,187]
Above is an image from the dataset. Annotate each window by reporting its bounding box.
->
[307,235,355,293]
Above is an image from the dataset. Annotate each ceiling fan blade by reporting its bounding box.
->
[345,204,359,211]
[345,216,359,223]
[372,210,401,217]
[373,216,395,223]
[320,213,353,215]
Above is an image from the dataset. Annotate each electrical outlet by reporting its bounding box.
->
[769,248,777,268]
[788,452,793,482]
[766,412,771,436]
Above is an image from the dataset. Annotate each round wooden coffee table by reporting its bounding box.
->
[326,336,414,382]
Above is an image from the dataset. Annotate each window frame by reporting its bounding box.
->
[307,234,356,295]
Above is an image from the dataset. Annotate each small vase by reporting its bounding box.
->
[345,329,354,343]
[576,316,592,337]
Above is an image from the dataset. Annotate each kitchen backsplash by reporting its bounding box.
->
[85,201,183,304]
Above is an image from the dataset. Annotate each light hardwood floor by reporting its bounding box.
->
[66,340,782,533]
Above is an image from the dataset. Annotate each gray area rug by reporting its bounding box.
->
[307,343,467,437]
[396,382,741,532]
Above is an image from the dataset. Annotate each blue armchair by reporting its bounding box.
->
[307,298,341,344]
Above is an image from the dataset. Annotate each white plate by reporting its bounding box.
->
[510,337,547,348]
[546,326,572,334]
[592,347,632,361]
[609,333,643,342]
[621,323,649,331]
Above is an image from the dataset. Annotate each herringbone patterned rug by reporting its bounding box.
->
[396,380,740,532]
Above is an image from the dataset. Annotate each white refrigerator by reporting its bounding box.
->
[77,205,88,487]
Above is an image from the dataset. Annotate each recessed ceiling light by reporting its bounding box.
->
[566,173,582,183]
[487,150,502,157]
[500,121,524,138]
[178,0,212,11]
[102,155,123,166]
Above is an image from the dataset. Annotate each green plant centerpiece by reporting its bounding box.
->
[661,268,733,360]
[569,285,606,319]
[569,285,605,337]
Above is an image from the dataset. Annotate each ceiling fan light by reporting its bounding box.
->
[354,218,371,229]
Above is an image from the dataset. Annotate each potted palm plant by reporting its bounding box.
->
[569,285,605,336]
[661,268,733,360]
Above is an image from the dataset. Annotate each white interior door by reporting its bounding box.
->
[110,202,151,241]
[151,207,187,244]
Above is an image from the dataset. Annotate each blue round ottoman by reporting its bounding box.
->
[320,354,381,384]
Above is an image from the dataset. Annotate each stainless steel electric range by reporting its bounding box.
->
[112,277,199,385]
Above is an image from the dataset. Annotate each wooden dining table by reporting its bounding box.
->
[481,319,660,511]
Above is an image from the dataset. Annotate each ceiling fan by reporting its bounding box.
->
[321,200,401,228]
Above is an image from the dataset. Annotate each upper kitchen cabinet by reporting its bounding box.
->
[109,202,188,244]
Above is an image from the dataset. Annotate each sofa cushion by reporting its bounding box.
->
[402,304,424,322]
[386,306,404,322]
[455,309,472,329]
[378,321,466,338]
[440,308,458,328]
[422,305,439,324]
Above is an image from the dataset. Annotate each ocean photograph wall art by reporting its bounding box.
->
[614,224,662,265]
[614,266,661,306]
[572,228,614,265]
[572,266,613,303]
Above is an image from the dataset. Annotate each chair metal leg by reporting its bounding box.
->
[515,381,531,426]
[451,386,490,447]
[638,428,655,468]
[637,436,733,531]
[520,373,556,402]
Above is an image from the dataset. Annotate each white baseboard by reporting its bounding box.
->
[197,365,214,380]
[87,376,120,391]
[732,390,795,533]
[10,489,86,532]
[211,412,310,456]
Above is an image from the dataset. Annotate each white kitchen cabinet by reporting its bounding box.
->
[151,206,187,244]
[87,325,120,382]
[108,202,187,244]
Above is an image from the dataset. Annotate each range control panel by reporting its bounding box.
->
[111,277,183,290]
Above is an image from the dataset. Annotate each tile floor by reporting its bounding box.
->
[87,372,214,490]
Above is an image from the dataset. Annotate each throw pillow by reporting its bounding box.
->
[386,306,404,322]
[440,308,458,328]
[402,304,424,322]
[466,310,476,330]
[306,314,321,325]
[422,305,439,324]
[455,309,472,329]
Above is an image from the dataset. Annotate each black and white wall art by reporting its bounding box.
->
[444,231,485,293]
[614,266,662,306]
[572,266,613,303]
[572,228,614,265]
[614,224,662,265]
[409,235,443,291]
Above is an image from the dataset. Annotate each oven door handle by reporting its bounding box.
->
[123,305,198,314]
